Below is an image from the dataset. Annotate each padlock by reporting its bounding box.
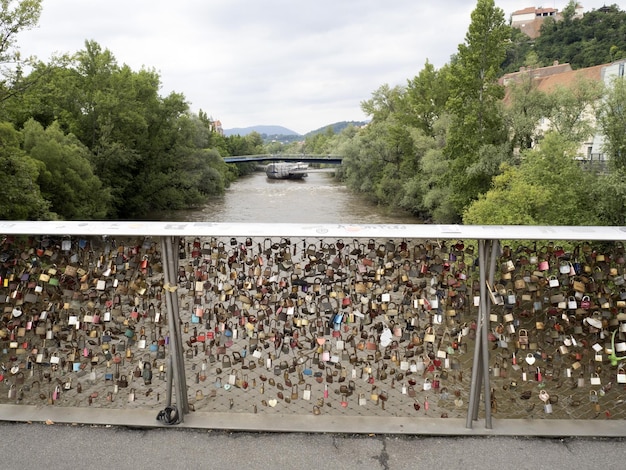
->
[492,363,500,377]
[589,390,598,403]
[143,362,152,385]
[432,374,440,389]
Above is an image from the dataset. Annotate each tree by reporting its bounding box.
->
[0,120,50,219]
[598,76,626,171]
[535,4,626,69]
[443,0,511,219]
[22,119,111,219]
[403,115,453,221]
[0,0,42,102]
[402,61,448,136]
[592,168,626,225]
[502,60,551,152]
[501,27,535,74]
[463,132,601,225]
[544,75,604,145]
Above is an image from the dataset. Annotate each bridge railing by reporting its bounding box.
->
[224,154,343,164]
[1,221,626,434]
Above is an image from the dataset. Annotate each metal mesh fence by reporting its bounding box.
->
[1,233,625,421]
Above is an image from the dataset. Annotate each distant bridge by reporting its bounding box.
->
[224,154,343,164]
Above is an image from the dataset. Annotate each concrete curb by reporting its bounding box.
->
[2,404,626,436]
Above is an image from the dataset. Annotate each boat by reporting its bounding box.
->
[266,162,308,180]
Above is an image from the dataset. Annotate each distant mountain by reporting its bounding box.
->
[223,125,300,137]
[305,121,368,137]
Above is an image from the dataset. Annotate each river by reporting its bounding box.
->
[156,169,419,224]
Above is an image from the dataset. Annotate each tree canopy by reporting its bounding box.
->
[2,0,626,225]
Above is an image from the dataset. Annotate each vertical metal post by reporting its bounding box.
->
[482,240,500,429]
[467,240,488,428]
[166,354,173,408]
[160,236,189,417]
[466,238,499,429]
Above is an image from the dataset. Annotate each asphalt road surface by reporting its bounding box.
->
[1,421,625,470]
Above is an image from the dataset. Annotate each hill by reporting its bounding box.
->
[305,121,368,137]
[223,125,300,137]
[223,121,369,144]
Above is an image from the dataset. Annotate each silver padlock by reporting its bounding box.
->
[539,390,552,413]
[589,390,598,403]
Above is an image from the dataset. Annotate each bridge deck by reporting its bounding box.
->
[224,154,343,164]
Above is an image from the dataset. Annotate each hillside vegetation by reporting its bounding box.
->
[291,1,626,226]
[1,1,625,223]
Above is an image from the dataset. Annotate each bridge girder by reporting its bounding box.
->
[224,154,343,164]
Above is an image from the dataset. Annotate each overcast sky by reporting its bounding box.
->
[17,1,613,134]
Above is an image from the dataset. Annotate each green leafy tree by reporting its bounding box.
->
[502,62,551,152]
[592,169,626,225]
[402,115,451,221]
[303,127,334,154]
[22,119,111,219]
[0,120,50,219]
[544,76,604,145]
[598,76,626,171]
[402,61,449,136]
[0,0,42,103]
[501,27,535,74]
[535,4,626,69]
[350,84,425,209]
[443,0,511,219]
[463,132,601,225]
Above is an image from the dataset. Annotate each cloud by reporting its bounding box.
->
[16,0,612,134]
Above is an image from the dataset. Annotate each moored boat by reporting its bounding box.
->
[266,162,308,179]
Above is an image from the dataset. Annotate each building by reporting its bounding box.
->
[211,120,224,136]
[510,4,584,39]
[501,58,626,161]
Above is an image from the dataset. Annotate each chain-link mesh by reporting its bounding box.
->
[1,235,624,421]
